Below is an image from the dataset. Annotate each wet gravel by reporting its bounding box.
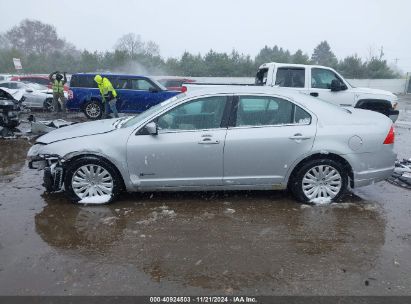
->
[0,104,411,296]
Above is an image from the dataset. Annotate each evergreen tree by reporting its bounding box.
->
[338,55,365,78]
[311,41,338,68]
[291,49,310,64]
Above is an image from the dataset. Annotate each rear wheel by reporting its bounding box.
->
[289,158,348,204]
[64,156,122,204]
[83,100,102,120]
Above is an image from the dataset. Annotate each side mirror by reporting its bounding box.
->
[149,87,159,93]
[145,122,158,135]
[330,79,342,92]
[25,88,33,93]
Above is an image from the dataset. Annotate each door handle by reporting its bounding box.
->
[310,92,319,97]
[289,133,311,141]
[198,137,220,144]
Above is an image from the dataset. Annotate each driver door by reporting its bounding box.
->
[126,95,230,188]
[307,67,354,106]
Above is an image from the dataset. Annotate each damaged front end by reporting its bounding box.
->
[29,154,65,192]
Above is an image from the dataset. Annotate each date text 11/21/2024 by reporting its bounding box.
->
[149,296,258,303]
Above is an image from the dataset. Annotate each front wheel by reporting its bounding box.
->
[83,100,102,120]
[44,98,54,112]
[289,159,348,204]
[64,156,122,204]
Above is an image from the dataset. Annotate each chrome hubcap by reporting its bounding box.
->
[86,103,100,118]
[72,165,113,199]
[302,165,342,200]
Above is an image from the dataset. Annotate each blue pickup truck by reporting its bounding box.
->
[67,73,180,119]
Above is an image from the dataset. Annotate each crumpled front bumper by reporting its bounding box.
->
[28,156,64,192]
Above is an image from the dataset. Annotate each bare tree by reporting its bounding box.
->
[0,34,10,49]
[145,41,160,56]
[5,19,65,54]
[115,33,144,56]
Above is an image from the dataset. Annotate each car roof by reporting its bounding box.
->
[159,77,194,81]
[259,62,333,70]
[14,75,48,78]
[72,73,149,78]
[182,85,346,116]
[0,80,24,84]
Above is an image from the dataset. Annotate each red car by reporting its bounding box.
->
[11,75,69,91]
[158,78,195,92]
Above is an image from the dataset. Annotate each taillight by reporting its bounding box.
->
[383,125,395,144]
[181,86,187,93]
[68,90,74,100]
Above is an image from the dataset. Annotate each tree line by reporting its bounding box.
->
[0,19,400,79]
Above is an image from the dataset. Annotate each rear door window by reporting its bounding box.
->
[116,78,129,89]
[275,68,305,88]
[235,96,311,126]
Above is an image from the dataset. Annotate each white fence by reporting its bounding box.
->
[347,79,408,94]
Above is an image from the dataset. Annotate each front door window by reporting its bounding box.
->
[157,96,227,131]
[311,68,346,90]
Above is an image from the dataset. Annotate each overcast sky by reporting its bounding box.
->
[1,0,410,72]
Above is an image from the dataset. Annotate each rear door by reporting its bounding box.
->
[272,67,307,93]
[223,95,316,186]
[107,76,130,112]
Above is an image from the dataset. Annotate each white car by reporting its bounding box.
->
[0,74,13,81]
[0,81,66,111]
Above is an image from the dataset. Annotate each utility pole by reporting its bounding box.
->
[379,46,384,60]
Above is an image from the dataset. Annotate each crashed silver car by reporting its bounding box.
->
[0,87,26,137]
[27,86,397,204]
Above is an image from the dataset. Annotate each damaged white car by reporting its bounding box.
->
[27,87,397,204]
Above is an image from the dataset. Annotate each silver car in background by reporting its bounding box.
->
[0,81,56,110]
[27,86,396,204]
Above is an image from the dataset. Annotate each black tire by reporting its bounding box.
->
[83,100,102,120]
[289,158,348,204]
[44,98,54,112]
[64,156,122,204]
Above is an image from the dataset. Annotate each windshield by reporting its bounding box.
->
[121,93,186,128]
[151,78,167,91]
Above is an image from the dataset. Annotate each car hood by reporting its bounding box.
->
[350,87,396,98]
[36,118,119,144]
[0,87,24,101]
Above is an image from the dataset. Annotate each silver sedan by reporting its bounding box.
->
[27,86,396,204]
[0,81,54,110]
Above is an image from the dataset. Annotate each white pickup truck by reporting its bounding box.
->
[183,62,399,122]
